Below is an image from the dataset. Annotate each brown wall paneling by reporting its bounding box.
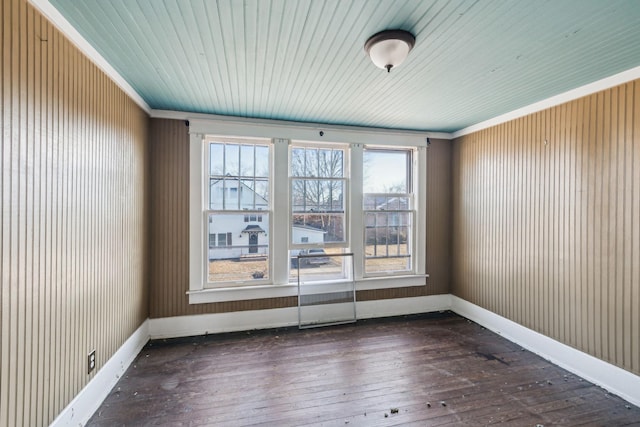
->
[1,0,149,425]
[426,138,451,295]
[451,80,640,376]
[148,120,451,318]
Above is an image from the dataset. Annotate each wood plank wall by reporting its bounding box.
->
[426,138,451,292]
[452,80,640,376]
[148,119,450,318]
[1,0,149,425]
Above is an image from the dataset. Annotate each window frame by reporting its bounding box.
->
[188,118,428,304]
[203,137,273,288]
[362,148,416,277]
[289,142,350,250]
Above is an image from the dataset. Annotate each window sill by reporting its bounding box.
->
[188,274,429,304]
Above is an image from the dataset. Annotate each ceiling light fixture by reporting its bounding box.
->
[364,29,415,73]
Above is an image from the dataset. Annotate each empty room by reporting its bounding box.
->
[2,0,640,425]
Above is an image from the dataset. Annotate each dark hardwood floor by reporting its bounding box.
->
[88,312,640,426]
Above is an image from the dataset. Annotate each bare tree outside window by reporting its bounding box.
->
[290,147,346,243]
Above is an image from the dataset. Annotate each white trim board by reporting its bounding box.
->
[149,295,452,339]
[50,320,150,427]
[450,295,640,408]
[154,109,452,141]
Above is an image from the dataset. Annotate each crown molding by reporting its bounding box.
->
[29,0,151,114]
[453,65,640,139]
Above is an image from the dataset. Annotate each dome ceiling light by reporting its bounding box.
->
[364,29,416,73]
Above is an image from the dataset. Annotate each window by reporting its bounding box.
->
[244,213,263,222]
[206,139,270,284]
[217,232,232,247]
[363,149,413,274]
[289,144,349,282]
[290,146,347,245]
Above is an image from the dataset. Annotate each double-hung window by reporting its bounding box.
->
[205,138,271,285]
[289,144,349,281]
[363,149,414,275]
[290,145,347,245]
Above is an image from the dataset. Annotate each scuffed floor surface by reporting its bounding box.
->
[88,312,640,426]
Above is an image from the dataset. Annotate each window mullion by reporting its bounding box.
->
[236,145,241,210]
[252,146,256,209]
[350,144,364,280]
[189,132,205,292]
[272,138,290,285]
[416,146,427,275]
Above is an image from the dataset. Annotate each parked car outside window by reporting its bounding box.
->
[291,249,330,267]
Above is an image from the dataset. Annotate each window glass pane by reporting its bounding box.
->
[386,197,400,210]
[291,148,306,177]
[254,178,269,207]
[364,212,411,273]
[289,248,350,282]
[318,149,332,177]
[210,143,224,175]
[208,213,269,282]
[209,142,270,212]
[332,150,343,177]
[290,145,347,249]
[240,179,254,209]
[225,179,239,210]
[206,140,271,286]
[292,213,345,243]
[240,145,254,177]
[209,178,224,210]
[255,146,269,177]
[363,194,376,210]
[331,181,344,211]
[363,148,413,276]
[363,150,408,193]
[225,144,240,177]
[305,148,318,177]
[291,179,344,212]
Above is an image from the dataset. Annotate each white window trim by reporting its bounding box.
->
[188,118,429,304]
[203,137,273,287]
[361,147,420,278]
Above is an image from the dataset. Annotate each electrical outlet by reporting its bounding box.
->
[88,350,96,374]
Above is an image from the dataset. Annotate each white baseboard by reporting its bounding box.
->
[149,295,451,339]
[357,294,451,319]
[450,295,640,407]
[149,307,299,339]
[50,320,150,427]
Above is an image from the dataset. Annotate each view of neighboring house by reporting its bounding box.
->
[364,195,411,245]
[208,178,325,260]
[291,224,326,245]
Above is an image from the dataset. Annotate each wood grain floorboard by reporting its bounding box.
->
[88,312,640,426]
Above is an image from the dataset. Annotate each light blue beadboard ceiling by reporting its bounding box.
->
[50,0,640,133]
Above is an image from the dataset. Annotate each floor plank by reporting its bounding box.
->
[88,312,640,426]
